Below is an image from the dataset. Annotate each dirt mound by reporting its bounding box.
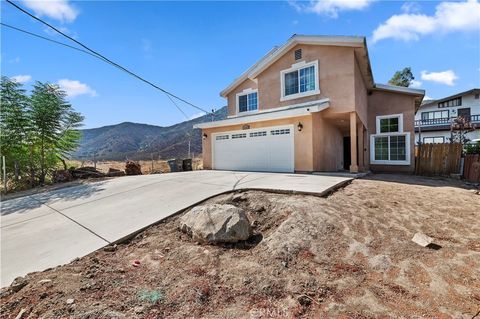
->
[1,175,479,318]
[125,161,142,175]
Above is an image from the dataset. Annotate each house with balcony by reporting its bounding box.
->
[415,89,480,144]
[194,35,424,174]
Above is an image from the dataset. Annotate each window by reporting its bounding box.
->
[423,137,444,144]
[438,97,461,108]
[475,93,479,99]
[231,133,246,139]
[237,91,258,113]
[250,131,267,137]
[421,110,449,121]
[280,60,319,101]
[371,114,410,165]
[215,135,229,140]
[271,128,290,135]
[379,117,399,133]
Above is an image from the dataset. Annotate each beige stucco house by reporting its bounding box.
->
[194,35,425,173]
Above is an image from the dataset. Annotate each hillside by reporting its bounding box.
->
[74,106,227,160]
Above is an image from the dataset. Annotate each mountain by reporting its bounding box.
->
[74,106,227,160]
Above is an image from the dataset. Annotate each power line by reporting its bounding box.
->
[1,23,100,59]
[5,0,210,115]
[2,22,192,120]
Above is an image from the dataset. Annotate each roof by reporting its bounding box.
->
[373,83,425,96]
[420,88,480,107]
[220,34,374,98]
[193,98,330,129]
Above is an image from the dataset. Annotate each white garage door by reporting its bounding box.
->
[212,125,294,173]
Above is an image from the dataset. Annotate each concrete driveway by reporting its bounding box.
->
[1,170,350,287]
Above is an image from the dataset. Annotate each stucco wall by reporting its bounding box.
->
[225,44,357,116]
[201,116,314,172]
[354,56,368,127]
[368,91,417,173]
[312,113,344,171]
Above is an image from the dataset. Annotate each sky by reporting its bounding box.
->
[2,0,479,129]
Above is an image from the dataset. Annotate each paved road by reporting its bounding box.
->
[0,170,350,287]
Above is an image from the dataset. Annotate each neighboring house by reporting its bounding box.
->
[415,89,480,144]
[194,35,424,173]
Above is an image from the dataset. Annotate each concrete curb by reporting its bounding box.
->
[108,178,353,247]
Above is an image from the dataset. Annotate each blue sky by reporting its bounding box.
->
[2,0,479,128]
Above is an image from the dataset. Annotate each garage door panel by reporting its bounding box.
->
[213,125,294,173]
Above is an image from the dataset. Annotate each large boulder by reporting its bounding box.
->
[180,204,252,244]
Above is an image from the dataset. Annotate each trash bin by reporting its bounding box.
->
[167,159,183,172]
[182,158,192,171]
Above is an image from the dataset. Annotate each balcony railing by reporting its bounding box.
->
[415,114,480,127]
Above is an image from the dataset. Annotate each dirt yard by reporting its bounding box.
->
[1,175,479,318]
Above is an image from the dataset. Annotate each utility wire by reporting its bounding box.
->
[2,22,190,119]
[5,0,210,115]
[1,23,100,60]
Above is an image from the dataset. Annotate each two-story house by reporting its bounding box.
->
[415,89,480,144]
[194,35,424,173]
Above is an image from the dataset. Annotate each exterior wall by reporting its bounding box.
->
[368,91,417,173]
[312,113,344,171]
[414,91,480,144]
[354,56,368,127]
[225,44,357,116]
[226,78,258,116]
[201,116,314,172]
[415,92,480,121]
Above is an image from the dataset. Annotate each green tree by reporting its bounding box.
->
[388,67,415,87]
[0,76,31,180]
[29,82,84,184]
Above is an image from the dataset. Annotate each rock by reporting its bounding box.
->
[125,161,142,175]
[66,298,75,305]
[38,279,52,284]
[180,204,252,244]
[52,169,73,183]
[107,168,126,177]
[103,245,117,252]
[10,277,28,293]
[412,232,434,247]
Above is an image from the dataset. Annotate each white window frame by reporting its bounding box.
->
[375,113,403,134]
[371,113,410,165]
[280,60,320,102]
[236,88,258,115]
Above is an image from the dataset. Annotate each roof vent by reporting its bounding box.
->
[294,49,302,60]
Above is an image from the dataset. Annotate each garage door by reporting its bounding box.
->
[212,125,294,173]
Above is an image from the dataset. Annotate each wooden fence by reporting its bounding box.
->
[415,143,462,176]
[463,154,480,182]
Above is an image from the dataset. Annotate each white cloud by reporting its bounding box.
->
[21,0,78,23]
[423,95,434,101]
[420,70,458,86]
[409,79,422,88]
[289,0,375,18]
[372,0,480,42]
[57,79,97,98]
[11,75,32,83]
[401,1,421,14]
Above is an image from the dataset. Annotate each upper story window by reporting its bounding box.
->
[280,60,319,102]
[438,97,461,108]
[236,90,258,114]
[421,110,449,120]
